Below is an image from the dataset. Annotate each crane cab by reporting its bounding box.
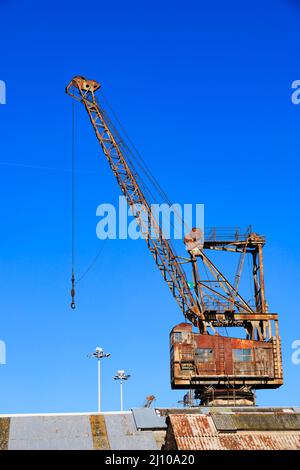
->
[170,323,283,394]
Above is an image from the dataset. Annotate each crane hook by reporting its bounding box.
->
[70,272,76,309]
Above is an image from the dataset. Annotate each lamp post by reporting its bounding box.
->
[113,370,131,411]
[88,347,110,412]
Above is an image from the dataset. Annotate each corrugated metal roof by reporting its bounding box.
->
[175,436,222,450]
[2,409,300,450]
[169,414,217,438]
[231,407,295,413]
[168,414,300,450]
[8,415,94,450]
[231,413,300,431]
[211,412,300,432]
[219,433,300,451]
[0,412,163,450]
[211,413,237,431]
[176,433,300,450]
[104,413,158,450]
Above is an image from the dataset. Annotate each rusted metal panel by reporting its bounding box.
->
[175,436,223,450]
[167,414,300,450]
[219,433,300,451]
[0,418,10,450]
[174,433,300,451]
[169,414,217,437]
[171,324,281,391]
[90,415,110,450]
[166,413,300,450]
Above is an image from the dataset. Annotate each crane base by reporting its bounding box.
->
[195,386,255,407]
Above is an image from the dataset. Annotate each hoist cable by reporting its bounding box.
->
[76,240,108,284]
[70,100,76,309]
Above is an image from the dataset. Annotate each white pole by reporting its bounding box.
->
[120,379,123,411]
[97,358,101,412]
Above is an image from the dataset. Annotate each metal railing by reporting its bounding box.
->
[204,226,252,242]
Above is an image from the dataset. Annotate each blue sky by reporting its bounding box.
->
[0,0,300,413]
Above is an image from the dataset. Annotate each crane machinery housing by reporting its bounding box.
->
[66,76,283,406]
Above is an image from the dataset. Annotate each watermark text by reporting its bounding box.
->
[96,196,204,241]
[0,80,6,105]
[0,340,6,364]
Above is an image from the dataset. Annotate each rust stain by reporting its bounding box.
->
[0,418,10,450]
[167,414,300,450]
[90,415,110,450]
[169,414,217,438]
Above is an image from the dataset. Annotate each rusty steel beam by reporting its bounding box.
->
[204,313,278,321]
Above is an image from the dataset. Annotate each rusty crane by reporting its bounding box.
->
[66,76,283,406]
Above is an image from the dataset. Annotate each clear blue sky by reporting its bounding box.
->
[0,0,300,413]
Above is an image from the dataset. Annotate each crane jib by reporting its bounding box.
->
[66,76,204,329]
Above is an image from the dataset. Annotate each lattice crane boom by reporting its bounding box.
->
[66,76,203,328]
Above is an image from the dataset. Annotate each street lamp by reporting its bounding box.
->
[113,370,131,411]
[88,347,110,412]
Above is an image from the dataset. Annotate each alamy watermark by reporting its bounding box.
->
[291,340,300,365]
[0,80,6,104]
[291,80,300,104]
[96,196,204,241]
[0,340,6,364]
[289,84,300,365]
